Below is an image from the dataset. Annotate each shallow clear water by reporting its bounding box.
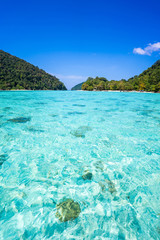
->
[0,91,160,240]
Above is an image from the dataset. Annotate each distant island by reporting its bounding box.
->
[71,82,84,90]
[72,60,160,93]
[1,49,160,93]
[0,50,67,90]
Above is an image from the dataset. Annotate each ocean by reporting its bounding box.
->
[0,91,160,239]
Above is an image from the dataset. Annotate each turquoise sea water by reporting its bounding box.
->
[0,91,160,240]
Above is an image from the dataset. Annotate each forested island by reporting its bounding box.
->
[0,50,67,90]
[71,82,84,90]
[1,49,160,92]
[75,60,160,92]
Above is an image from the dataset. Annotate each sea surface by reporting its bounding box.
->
[0,91,160,240]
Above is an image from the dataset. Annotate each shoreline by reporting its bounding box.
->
[77,90,158,93]
[0,89,159,93]
[102,90,156,93]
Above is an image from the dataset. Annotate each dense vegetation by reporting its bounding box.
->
[0,50,67,90]
[82,60,160,92]
[71,82,84,90]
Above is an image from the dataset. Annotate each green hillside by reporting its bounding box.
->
[71,82,84,90]
[0,50,67,90]
[82,61,160,92]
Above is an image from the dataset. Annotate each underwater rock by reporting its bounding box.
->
[68,111,85,115]
[56,199,81,222]
[70,126,92,138]
[94,161,104,171]
[27,126,44,132]
[70,130,85,138]
[0,154,8,166]
[82,170,93,180]
[98,182,106,192]
[102,139,111,147]
[3,107,11,111]
[8,117,31,123]
[105,180,117,194]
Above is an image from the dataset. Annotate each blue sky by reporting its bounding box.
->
[1,0,160,89]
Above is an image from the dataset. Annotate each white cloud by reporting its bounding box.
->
[133,42,160,56]
[133,48,146,55]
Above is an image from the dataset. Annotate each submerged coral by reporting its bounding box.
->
[93,161,104,171]
[82,170,93,180]
[70,126,92,138]
[105,180,117,194]
[70,130,85,138]
[56,199,81,222]
[27,126,44,132]
[8,117,31,123]
[99,182,106,192]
